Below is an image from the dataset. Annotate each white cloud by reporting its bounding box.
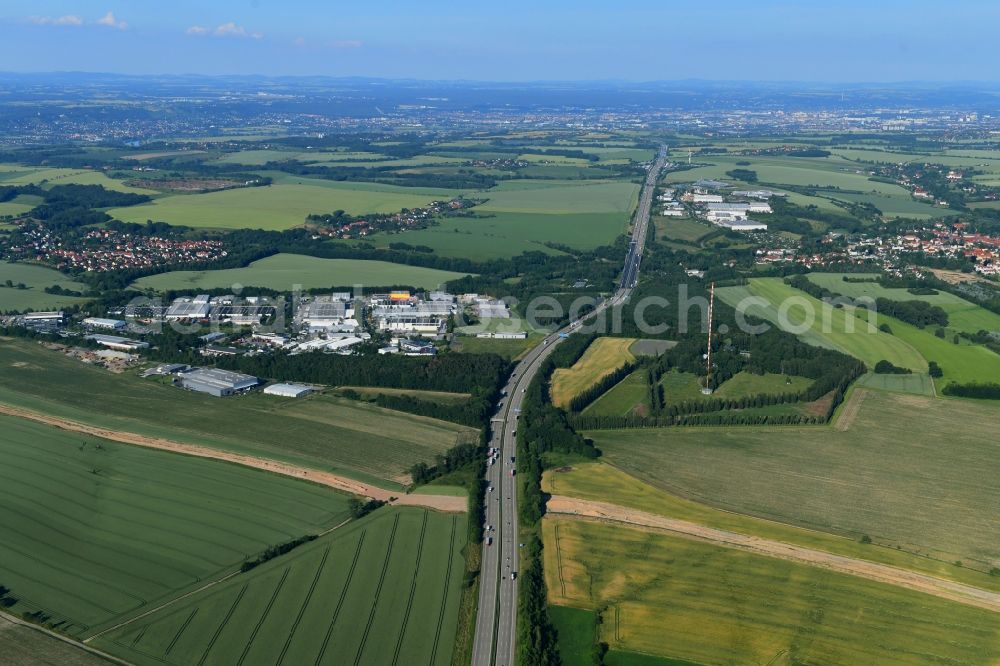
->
[213,22,262,39]
[27,15,83,26]
[96,11,127,30]
[331,40,363,49]
[186,25,208,35]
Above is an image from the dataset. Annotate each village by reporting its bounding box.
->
[3,225,227,272]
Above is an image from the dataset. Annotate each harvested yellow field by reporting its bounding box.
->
[543,518,1000,665]
[550,337,636,409]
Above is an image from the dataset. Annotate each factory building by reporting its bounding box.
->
[716,219,768,232]
[263,383,313,398]
[165,295,212,320]
[177,368,259,397]
[86,334,150,352]
[82,317,127,330]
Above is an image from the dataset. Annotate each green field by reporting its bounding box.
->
[591,389,1000,564]
[0,414,352,637]
[721,277,1000,388]
[108,177,460,230]
[853,371,935,395]
[211,149,387,166]
[551,337,637,409]
[544,519,1000,665]
[0,340,477,487]
[0,194,43,218]
[806,272,1000,334]
[717,278,927,370]
[583,369,650,417]
[351,178,642,259]
[549,605,598,666]
[451,334,541,360]
[0,261,89,312]
[712,371,812,398]
[364,211,627,260]
[94,507,466,666]
[478,179,638,215]
[130,253,470,292]
[652,216,713,244]
[0,166,157,195]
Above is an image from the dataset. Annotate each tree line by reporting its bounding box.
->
[516,333,602,666]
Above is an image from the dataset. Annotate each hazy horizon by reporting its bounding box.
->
[4,1,1000,82]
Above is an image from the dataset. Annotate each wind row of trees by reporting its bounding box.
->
[516,333,601,666]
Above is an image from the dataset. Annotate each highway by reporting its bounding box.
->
[470,146,667,666]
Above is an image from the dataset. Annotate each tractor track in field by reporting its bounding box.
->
[0,402,465,512]
[834,388,867,431]
[546,495,1000,615]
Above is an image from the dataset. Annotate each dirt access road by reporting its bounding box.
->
[546,495,1000,614]
[0,403,465,512]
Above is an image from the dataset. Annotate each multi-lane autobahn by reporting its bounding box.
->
[471,146,667,666]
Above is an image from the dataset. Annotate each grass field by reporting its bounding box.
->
[543,519,1000,665]
[478,179,639,215]
[583,369,650,417]
[712,371,812,397]
[0,340,476,487]
[0,614,110,666]
[108,178,460,230]
[451,334,542,360]
[853,371,935,395]
[130,253,470,292]
[549,605,597,666]
[211,149,387,166]
[0,261,89,311]
[0,166,157,195]
[591,389,1000,564]
[717,278,927,370]
[806,272,1000,334]
[334,386,471,404]
[0,414,352,638]
[364,210,627,259]
[550,337,637,409]
[94,507,466,666]
[543,462,1000,592]
[653,216,713,244]
[0,194,43,218]
[722,277,1000,388]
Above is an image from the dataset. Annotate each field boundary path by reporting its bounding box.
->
[834,388,867,431]
[546,495,1000,614]
[0,609,131,664]
[0,402,465,512]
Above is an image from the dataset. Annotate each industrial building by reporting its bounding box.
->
[177,368,259,397]
[86,334,150,352]
[165,295,212,320]
[83,317,127,330]
[263,383,313,398]
[716,219,768,232]
[705,202,772,214]
[23,311,63,321]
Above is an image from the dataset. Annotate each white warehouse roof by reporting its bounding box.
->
[263,383,313,398]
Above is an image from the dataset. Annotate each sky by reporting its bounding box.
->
[1,1,999,82]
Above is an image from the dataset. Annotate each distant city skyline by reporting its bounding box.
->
[2,1,1000,82]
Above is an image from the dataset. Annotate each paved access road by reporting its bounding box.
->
[471,146,667,666]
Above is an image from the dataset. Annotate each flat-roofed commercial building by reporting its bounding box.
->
[177,368,258,397]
